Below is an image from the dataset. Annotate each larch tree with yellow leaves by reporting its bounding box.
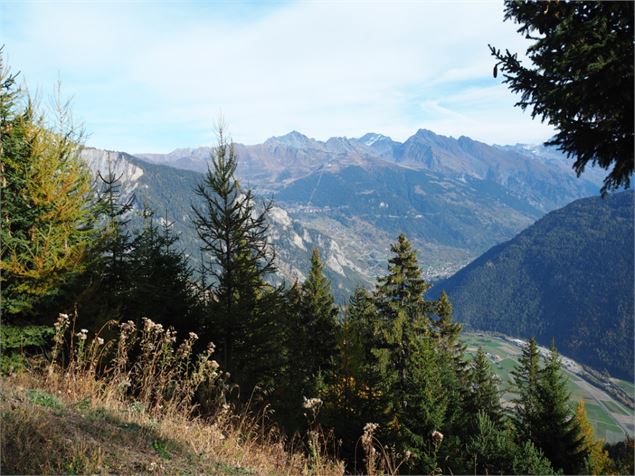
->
[0,53,96,318]
[575,399,613,475]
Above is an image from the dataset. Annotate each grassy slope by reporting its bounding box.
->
[1,374,341,475]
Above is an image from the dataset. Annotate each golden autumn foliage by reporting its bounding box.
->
[575,399,612,475]
[1,57,95,316]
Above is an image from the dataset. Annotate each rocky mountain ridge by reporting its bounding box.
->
[85,128,605,301]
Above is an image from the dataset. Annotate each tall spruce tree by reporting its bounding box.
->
[534,342,587,474]
[276,250,338,434]
[465,348,502,428]
[1,54,95,319]
[126,209,202,335]
[372,234,447,473]
[93,162,135,315]
[511,337,541,442]
[191,125,280,397]
[431,290,469,447]
[319,287,383,468]
[299,248,339,378]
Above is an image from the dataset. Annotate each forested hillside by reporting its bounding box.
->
[432,191,634,379]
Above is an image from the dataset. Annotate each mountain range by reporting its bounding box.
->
[133,129,603,284]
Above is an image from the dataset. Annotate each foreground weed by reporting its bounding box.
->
[2,312,345,475]
[26,389,62,410]
[152,439,172,460]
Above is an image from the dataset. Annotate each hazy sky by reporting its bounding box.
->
[1,1,556,153]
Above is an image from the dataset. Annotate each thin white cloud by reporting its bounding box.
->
[2,1,552,152]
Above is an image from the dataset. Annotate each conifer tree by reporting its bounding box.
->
[126,209,202,335]
[299,248,339,378]
[373,234,432,420]
[319,287,383,466]
[1,54,95,318]
[575,399,612,475]
[375,234,431,325]
[431,290,469,447]
[433,292,461,344]
[191,125,280,396]
[511,337,541,442]
[465,348,502,428]
[372,234,446,473]
[490,1,633,193]
[462,412,555,475]
[534,342,587,474]
[339,287,381,413]
[94,163,135,308]
[276,251,339,433]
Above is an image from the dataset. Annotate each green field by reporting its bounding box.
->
[461,332,635,443]
[602,400,629,416]
[615,379,635,397]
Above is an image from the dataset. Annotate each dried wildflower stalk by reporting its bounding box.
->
[48,314,221,418]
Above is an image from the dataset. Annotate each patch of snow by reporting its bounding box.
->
[362,133,387,146]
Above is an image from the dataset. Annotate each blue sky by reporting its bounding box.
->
[1,0,555,153]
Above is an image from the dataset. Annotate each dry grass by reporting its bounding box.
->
[1,314,345,475]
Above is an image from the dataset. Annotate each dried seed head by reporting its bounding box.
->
[302,397,323,410]
[431,430,444,444]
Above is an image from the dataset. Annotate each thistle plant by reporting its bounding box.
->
[48,314,221,419]
[48,313,70,376]
[355,422,412,476]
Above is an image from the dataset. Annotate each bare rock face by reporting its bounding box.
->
[81,147,144,195]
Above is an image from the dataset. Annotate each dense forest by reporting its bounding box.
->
[431,191,634,380]
[2,51,634,475]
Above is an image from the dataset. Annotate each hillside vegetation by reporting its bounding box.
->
[433,191,634,380]
[1,315,343,475]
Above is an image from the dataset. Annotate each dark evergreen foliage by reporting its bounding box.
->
[490,0,634,193]
[461,413,555,475]
[298,249,339,379]
[191,126,282,398]
[318,287,383,469]
[511,337,541,442]
[534,342,587,474]
[465,348,503,429]
[371,235,449,473]
[433,191,634,379]
[89,163,136,320]
[125,209,202,335]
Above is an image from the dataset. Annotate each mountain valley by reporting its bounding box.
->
[96,129,605,296]
[79,130,632,378]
